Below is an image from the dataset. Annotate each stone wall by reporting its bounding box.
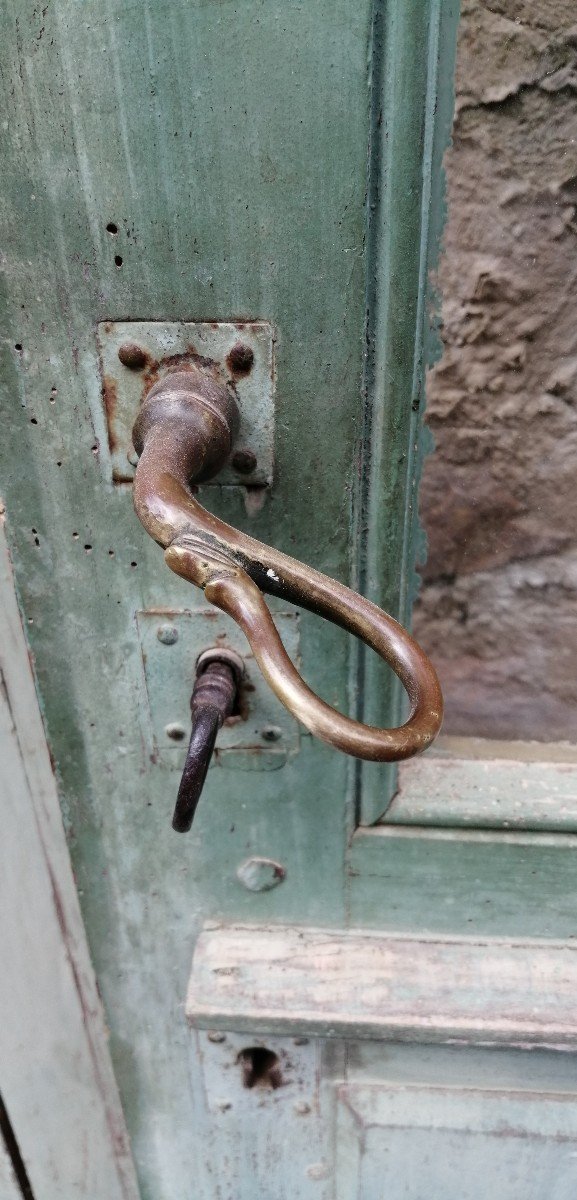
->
[414,0,577,742]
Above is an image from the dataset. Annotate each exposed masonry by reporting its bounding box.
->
[414,0,577,741]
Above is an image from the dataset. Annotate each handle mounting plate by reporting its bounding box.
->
[97,320,275,486]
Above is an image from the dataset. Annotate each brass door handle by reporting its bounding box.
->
[132,366,443,762]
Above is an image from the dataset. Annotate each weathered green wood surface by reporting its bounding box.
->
[356,0,459,823]
[6,2,577,1198]
[336,1083,577,1200]
[0,0,460,1192]
[385,745,577,830]
[349,826,577,938]
[188,921,577,1046]
[0,521,138,1198]
[0,1,371,1191]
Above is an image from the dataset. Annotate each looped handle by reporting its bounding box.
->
[165,539,443,761]
[132,365,443,763]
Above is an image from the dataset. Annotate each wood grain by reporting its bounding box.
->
[188,922,577,1048]
[0,520,139,1199]
[389,751,577,830]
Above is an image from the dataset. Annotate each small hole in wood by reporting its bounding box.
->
[238,1047,283,1090]
[106,222,118,235]
[114,254,123,267]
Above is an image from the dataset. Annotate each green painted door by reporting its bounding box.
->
[3,2,577,1198]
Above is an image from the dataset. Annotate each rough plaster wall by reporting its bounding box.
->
[414,0,577,742]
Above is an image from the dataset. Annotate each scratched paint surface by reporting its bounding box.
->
[0,1,460,1196]
[0,2,368,1194]
[337,1083,577,1200]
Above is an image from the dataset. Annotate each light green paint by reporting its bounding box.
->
[5,2,577,1199]
[385,750,577,830]
[356,0,460,822]
[349,826,577,939]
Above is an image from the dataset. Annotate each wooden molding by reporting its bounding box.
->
[187,922,577,1048]
[390,752,577,831]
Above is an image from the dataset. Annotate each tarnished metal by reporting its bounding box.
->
[98,319,274,485]
[231,448,258,475]
[172,650,242,832]
[117,342,147,370]
[226,343,254,374]
[136,607,301,766]
[132,365,444,762]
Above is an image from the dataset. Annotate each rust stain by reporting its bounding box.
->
[226,341,254,376]
[102,375,118,452]
[140,344,219,398]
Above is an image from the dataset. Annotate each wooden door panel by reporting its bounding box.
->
[0,2,376,1189]
[337,1084,577,1200]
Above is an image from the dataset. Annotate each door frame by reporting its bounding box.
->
[0,517,139,1199]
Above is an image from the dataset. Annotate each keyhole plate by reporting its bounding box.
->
[136,608,301,772]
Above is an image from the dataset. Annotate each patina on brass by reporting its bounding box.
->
[132,366,443,762]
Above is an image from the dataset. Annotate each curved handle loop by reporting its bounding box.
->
[132,367,443,762]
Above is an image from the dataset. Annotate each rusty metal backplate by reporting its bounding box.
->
[136,608,300,771]
[97,320,275,486]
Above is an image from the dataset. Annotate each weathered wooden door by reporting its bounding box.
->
[3,2,577,1198]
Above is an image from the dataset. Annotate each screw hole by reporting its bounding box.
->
[238,1047,283,1090]
[14,343,22,352]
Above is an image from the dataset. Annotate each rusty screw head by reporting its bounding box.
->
[227,342,254,374]
[157,624,179,645]
[118,342,147,370]
[232,448,257,475]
